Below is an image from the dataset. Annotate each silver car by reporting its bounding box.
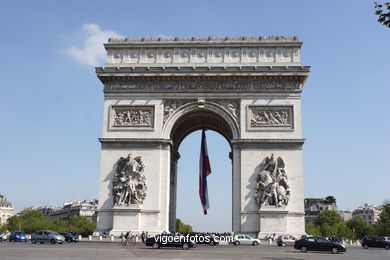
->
[277,235,296,247]
[233,234,261,246]
[31,230,65,244]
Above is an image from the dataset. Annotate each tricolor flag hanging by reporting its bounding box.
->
[199,129,212,215]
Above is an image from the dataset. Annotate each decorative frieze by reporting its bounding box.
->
[110,106,154,128]
[248,106,293,130]
[105,79,302,93]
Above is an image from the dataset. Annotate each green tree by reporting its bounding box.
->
[314,210,343,227]
[375,2,390,27]
[335,222,353,239]
[49,218,69,233]
[305,223,321,236]
[176,218,193,233]
[70,216,96,234]
[325,196,336,204]
[346,217,369,239]
[0,223,8,232]
[7,210,49,234]
[373,204,390,236]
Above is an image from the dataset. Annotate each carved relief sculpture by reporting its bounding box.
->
[163,101,185,123]
[216,100,240,120]
[255,154,290,208]
[250,106,292,128]
[112,154,147,206]
[112,106,153,127]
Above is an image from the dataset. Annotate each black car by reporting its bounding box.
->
[188,233,218,246]
[59,232,79,243]
[294,236,346,254]
[145,234,196,249]
[361,236,390,250]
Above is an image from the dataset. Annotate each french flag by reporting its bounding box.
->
[199,129,212,215]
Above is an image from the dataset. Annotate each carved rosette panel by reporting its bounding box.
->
[248,106,293,129]
[255,154,290,208]
[111,106,154,128]
[112,154,147,206]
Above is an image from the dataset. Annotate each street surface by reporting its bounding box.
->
[0,241,389,260]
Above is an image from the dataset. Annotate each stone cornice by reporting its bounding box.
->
[107,36,301,45]
[231,138,305,144]
[96,65,310,78]
[231,139,305,149]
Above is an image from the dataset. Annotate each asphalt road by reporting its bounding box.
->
[0,241,389,260]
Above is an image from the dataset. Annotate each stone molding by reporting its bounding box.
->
[96,66,310,76]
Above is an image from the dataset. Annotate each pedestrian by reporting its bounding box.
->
[141,231,145,243]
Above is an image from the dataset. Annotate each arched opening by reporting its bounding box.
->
[166,106,238,232]
[175,130,232,232]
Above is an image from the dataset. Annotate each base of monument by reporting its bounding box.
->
[258,207,305,238]
[96,205,162,236]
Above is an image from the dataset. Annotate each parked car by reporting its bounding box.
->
[9,231,28,242]
[59,232,79,243]
[361,236,390,250]
[277,235,296,247]
[294,236,346,254]
[188,233,218,245]
[145,234,196,249]
[233,234,260,246]
[31,230,65,244]
[0,231,8,241]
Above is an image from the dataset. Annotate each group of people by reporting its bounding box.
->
[120,231,149,244]
[264,233,277,241]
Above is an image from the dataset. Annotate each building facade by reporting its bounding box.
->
[304,198,337,224]
[0,194,14,224]
[352,204,382,225]
[49,200,98,223]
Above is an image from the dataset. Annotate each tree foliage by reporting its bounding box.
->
[346,217,369,239]
[325,196,336,204]
[314,210,343,227]
[305,223,321,236]
[176,218,193,233]
[70,216,96,234]
[375,2,390,27]
[373,204,390,236]
[5,210,96,234]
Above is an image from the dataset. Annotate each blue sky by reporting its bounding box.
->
[0,1,389,232]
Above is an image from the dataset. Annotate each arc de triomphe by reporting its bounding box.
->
[95,36,310,237]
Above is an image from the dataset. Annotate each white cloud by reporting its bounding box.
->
[64,24,123,66]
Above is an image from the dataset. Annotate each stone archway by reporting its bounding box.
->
[162,101,240,231]
[95,36,310,237]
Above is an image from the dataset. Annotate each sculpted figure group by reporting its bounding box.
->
[112,154,147,206]
[255,154,290,208]
[251,109,289,127]
[114,110,151,127]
